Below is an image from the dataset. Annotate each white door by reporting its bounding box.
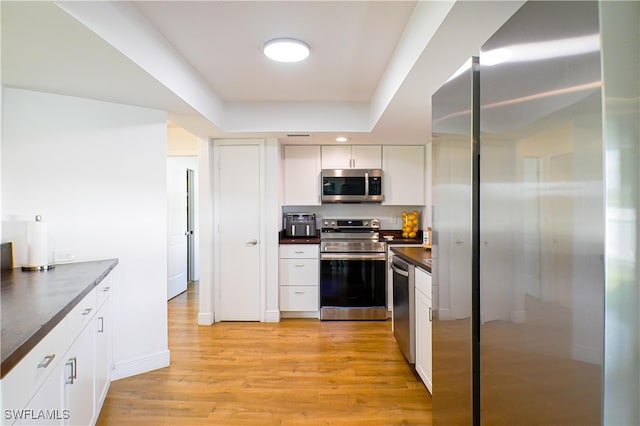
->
[216,143,262,321]
[167,158,188,300]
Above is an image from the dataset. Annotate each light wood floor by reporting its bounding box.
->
[97,283,432,425]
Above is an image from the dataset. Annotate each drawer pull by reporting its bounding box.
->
[294,291,305,295]
[294,251,304,254]
[98,316,105,333]
[82,308,93,316]
[102,286,111,292]
[37,354,56,369]
[294,264,305,267]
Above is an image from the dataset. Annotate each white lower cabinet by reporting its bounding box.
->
[3,272,114,426]
[415,266,432,393]
[279,245,319,316]
[64,323,96,426]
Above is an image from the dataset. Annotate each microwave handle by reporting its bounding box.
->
[291,224,295,235]
[364,171,369,200]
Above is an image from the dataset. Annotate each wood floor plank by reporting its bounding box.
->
[97,283,432,425]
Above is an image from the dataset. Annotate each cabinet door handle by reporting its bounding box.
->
[65,357,77,384]
[102,286,111,292]
[429,307,432,322]
[38,354,56,369]
[98,316,105,333]
[82,308,93,316]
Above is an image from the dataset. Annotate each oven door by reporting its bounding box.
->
[320,252,387,319]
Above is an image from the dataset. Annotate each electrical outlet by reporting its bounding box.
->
[391,214,398,225]
[54,250,74,263]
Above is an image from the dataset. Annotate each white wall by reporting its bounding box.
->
[1,87,169,379]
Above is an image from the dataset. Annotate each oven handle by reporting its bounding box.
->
[391,264,409,277]
[321,253,387,261]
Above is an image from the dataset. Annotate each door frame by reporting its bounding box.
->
[212,139,267,322]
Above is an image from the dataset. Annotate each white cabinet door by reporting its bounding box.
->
[352,145,382,169]
[283,145,321,205]
[94,299,111,418]
[321,145,352,169]
[321,145,381,169]
[415,267,432,394]
[382,146,425,205]
[64,323,95,426]
[17,362,65,425]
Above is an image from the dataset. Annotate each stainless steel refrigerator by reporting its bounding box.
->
[432,1,605,424]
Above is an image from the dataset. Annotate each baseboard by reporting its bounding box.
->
[264,309,281,322]
[111,349,170,380]
[438,307,452,320]
[572,343,602,364]
[198,312,214,325]
[280,311,319,319]
[510,309,526,324]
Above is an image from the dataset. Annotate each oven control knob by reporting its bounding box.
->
[371,219,380,228]
[363,221,369,227]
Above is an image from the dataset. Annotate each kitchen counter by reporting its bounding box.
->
[380,229,422,245]
[1,259,118,378]
[279,230,321,244]
[390,246,432,272]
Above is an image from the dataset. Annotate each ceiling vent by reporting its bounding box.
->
[286,133,311,138]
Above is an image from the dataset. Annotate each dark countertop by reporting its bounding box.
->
[391,246,432,272]
[278,229,422,245]
[1,259,118,378]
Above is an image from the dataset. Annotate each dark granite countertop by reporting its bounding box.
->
[278,229,423,245]
[391,246,432,272]
[1,259,118,378]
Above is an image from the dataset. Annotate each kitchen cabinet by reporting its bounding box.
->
[382,145,425,205]
[321,145,381,169]
[283,145,321,205]
[415,266,432,393]
[94,276,113,413]
[1,268,115,426]
[279,245,319,316]
[64,318,96,426]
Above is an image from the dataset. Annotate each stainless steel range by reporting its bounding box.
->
[319,218,387,320]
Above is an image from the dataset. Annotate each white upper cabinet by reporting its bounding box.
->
[283,145,321,206]
[382,145,425,205]
[321,145,381,169]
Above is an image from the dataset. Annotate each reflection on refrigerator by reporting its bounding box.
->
[431,1,605,425]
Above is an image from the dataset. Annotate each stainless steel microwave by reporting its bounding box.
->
[321,169,383,203]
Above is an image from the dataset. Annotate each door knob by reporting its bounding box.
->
[246,239,258,246]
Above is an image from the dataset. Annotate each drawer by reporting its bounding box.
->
[66,288,97,347]
[415,266,432,298]
[96,274,112,308]
[279,259,319,285]
[279,244,319,259]
[280,286,319,311]
[1,317,67,412]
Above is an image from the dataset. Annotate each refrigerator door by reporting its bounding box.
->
[431,57,476,425]
[479,1,604,424]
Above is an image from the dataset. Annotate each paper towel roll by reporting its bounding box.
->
[27,216,49,267]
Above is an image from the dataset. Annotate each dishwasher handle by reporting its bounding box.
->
[391,264,409,277]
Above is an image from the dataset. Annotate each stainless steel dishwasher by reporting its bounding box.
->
[392,255,415,364]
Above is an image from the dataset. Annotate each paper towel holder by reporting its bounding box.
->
[21,215,56,272]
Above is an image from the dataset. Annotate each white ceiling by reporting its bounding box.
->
[1,1,525,145]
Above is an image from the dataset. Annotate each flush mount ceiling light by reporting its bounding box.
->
[263,38,310,63]
[336,136,349,143]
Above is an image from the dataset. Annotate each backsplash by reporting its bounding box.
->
[282,205,424,230]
